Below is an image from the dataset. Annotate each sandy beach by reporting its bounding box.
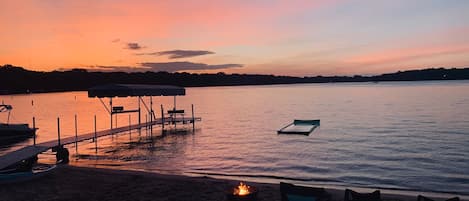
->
[0,165,465,201]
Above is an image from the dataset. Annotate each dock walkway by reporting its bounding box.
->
[0,116,201,170]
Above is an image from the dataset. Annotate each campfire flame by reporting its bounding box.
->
[234,182,251,196]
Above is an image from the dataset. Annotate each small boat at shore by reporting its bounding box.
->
[0,164,57,184]
[277,119,320,135]
[0,104,36,144]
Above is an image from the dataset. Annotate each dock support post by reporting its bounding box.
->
[150,96,153,137]
[138,96,141,136]
[75,114,78,155]
[7,106,11,124]
[161,104,164,134]
[33,117,36,146]
[129,114,131,140]
[173,96,176,129]
[57,117,61,146]
[145,114,148,136]
[94,115,97,153]
[192,104,195,132]
[138,96,141,125]
[110,98,113,135]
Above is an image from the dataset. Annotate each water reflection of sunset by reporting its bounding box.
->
[2,82,469,194]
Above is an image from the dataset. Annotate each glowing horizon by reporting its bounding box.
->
[1,0,468,76]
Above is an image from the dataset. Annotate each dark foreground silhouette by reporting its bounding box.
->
[1,64,469,94]
[0,165,454,201]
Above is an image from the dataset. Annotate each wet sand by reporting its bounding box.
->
[0,165,465,201]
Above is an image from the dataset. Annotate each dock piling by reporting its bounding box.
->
[138,96,141,128]
[150,96,153,137]
[110,98,113,135]
[57,117,61,146]
[129,114,131,140]
[145,114,147,135]
[33,117,36,146]
[173,96,177,129]
[192,104,195,131]
[161,105,164,133]
[94,115,97,153]
[75,114,78,155]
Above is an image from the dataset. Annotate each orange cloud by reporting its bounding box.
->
[0,0,338,71]
[342,26,469,74]
[348,45,469,66]
[1,0,467,77]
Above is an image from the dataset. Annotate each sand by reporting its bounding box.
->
[0,165,466,201]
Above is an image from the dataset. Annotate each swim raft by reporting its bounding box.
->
[277,119,320,135]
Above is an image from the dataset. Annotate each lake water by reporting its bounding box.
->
[1,81,469,196]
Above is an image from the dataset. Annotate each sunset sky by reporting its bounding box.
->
[1,0,468,76]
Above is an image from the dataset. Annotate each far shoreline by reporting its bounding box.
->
[2,79,469,96]
[1,65,469,95]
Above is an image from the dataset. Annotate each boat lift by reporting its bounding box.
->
[88,84,194,135]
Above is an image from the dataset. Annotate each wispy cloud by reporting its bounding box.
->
[93,65,149,72]
[126,42,143,50]
[141,61,242,72]
[347,45,469,66]
[111,38,120,43]
[57,65,148,72]
[63,61,243,73]
[137,49,215,59]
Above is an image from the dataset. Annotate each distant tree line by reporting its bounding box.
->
[1,64,469,94]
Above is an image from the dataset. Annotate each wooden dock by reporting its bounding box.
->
[0,116,201,170]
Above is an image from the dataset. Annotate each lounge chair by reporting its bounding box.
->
[417,195,459,201]
[344,189,381,201]
[280,182,331,201]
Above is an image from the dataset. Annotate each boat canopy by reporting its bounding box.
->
[88,84,185,98]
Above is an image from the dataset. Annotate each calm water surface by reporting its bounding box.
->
[1,81,469,195]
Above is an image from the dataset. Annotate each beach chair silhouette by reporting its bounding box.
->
[417,195,459,201]
[280,182,331,201]
[344,189,381,201]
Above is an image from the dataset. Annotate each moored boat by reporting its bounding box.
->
[0,104,36,144]
[0,164,57,184]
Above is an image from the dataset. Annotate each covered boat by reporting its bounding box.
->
[0,163,57,184]
[0,104,36,144]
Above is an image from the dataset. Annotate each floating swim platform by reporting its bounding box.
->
[277,119,320,135]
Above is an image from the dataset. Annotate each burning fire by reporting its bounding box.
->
[234,182,251,196]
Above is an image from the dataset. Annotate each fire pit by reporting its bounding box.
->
[226,182,258,201]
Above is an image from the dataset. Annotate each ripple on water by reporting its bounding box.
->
[3,81,469,196]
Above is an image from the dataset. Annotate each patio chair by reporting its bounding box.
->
[344,189,381,201]
[280,182,331,201]
[417,195,459,201]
